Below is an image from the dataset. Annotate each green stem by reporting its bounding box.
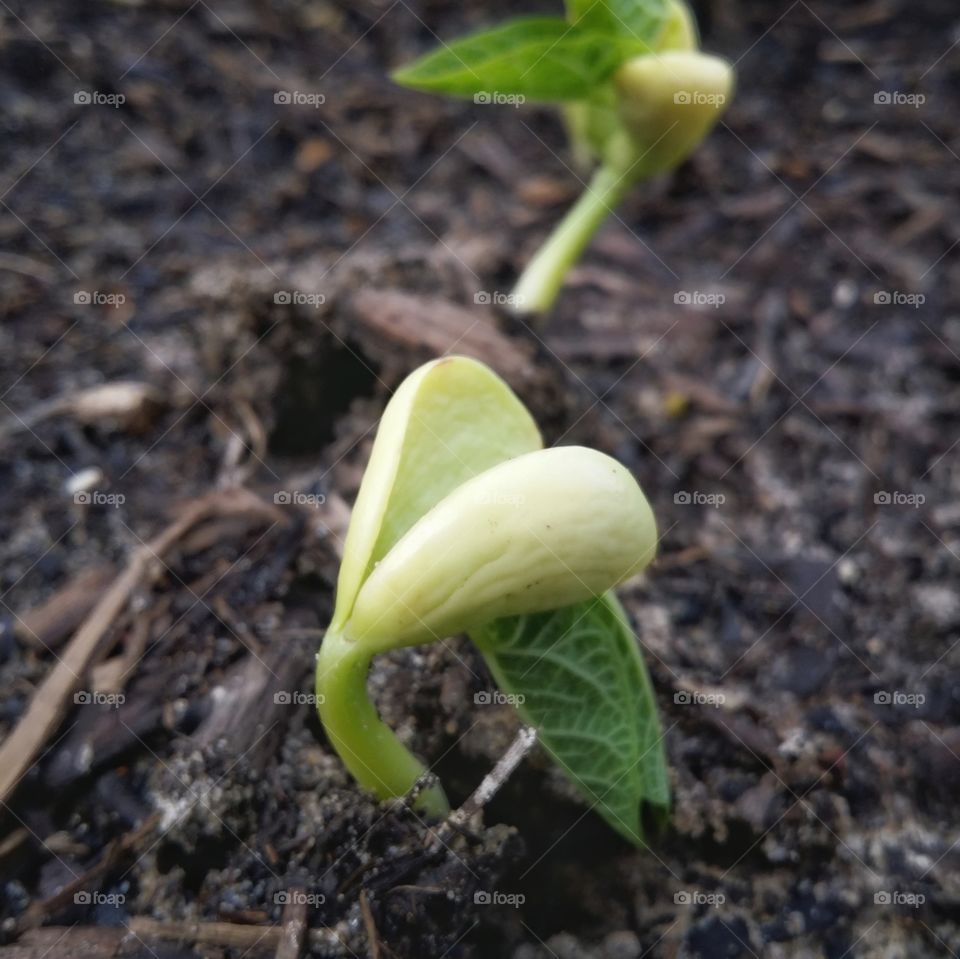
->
[315,629,449,817]
[511,163,632,317]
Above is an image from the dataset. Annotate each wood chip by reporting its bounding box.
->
[350,289,539,390]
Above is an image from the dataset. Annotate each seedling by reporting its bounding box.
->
[393,0,733,315]
[316,356,669,844]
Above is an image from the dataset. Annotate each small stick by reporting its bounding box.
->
[447,726,538,831]
[359,889,382,959]
[14,565,116,652]
[275,888,308,959]
[128,917,351,954]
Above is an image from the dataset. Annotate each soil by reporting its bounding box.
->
[2,0,959,957]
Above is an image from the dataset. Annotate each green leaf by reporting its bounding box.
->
[471,592,669,844]
[331,357,542,632]
[392,17,634,101]
[566,0,671,46]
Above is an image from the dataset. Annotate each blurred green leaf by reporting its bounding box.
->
[566,0,670,45]
[393,17,636,101]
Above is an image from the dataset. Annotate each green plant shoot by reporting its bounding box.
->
[315,356,668,844]
[392,0,734,315]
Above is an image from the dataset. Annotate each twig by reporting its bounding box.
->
[0,488,286,807]
[90,604,157,694]
[359,889,382,959]
[275,887,308,959]
[14,565,116,652]
[0,926,126,959]
[0,827,29,862]
[0,251,58,282]
[0,381,163,442]
[7,919,355,957]
[128,917,352,954]
[218,397,268,488]
[446,726,538,832]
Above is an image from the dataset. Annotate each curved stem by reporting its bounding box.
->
[511,163,632,317]
[315,629,449,817]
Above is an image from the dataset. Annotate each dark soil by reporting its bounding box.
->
[2,0,959,956]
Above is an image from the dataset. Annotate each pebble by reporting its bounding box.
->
[603,930,641,959]
[912,584,960,628]
[64,466,103,497]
